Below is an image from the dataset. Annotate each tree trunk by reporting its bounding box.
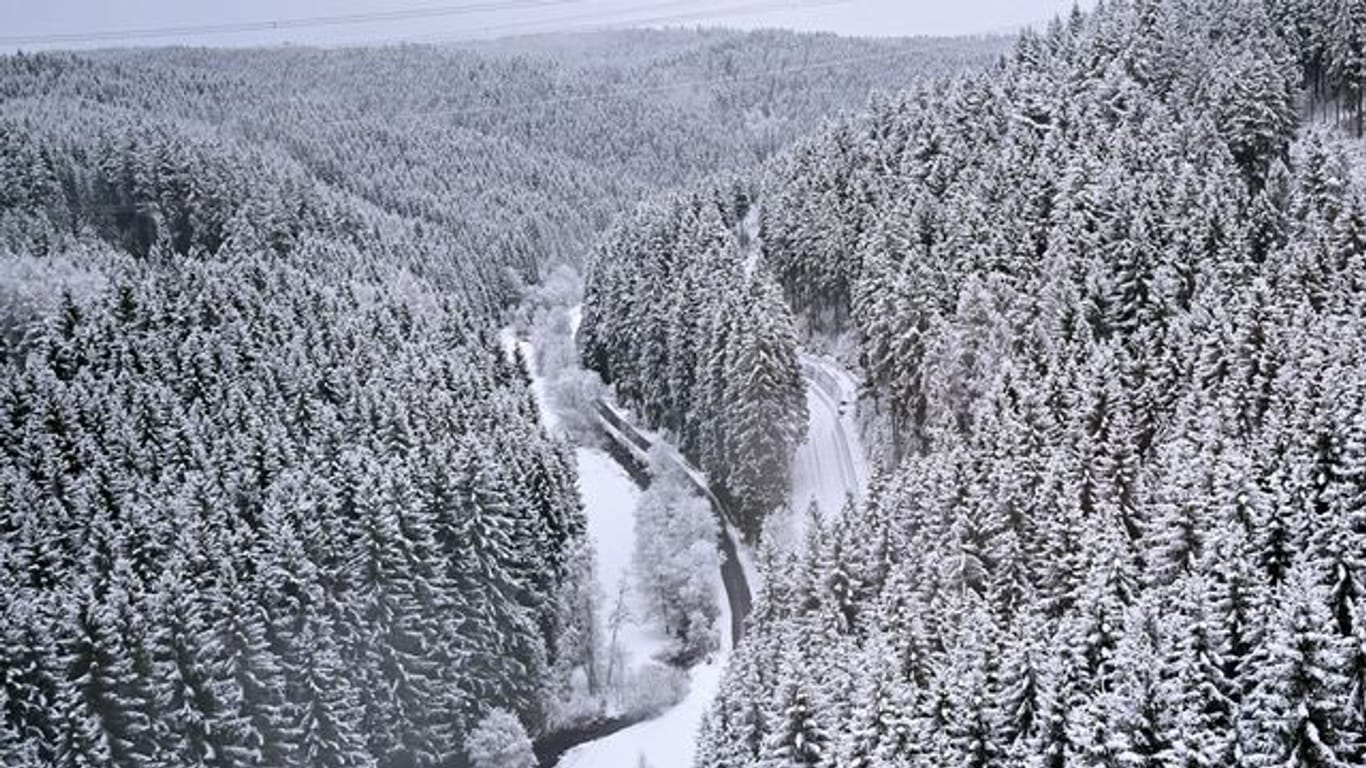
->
[1349,86,1360,138]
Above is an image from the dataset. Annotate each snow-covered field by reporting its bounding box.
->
[498,329,670,690]
[556,579,730,768]
[576,448,669,676]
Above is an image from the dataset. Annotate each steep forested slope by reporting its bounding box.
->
[0,117,593,764]
[580,1,1366,765]
[578,188,809,542]
[2,256,588,765]
[0,30,997,768]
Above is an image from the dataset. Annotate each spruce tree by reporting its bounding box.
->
[1245,563,1355,768]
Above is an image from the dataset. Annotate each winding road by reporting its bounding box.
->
[593,353,867,647]
[594,401,753,648]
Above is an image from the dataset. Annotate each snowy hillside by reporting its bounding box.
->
[5,2,1366,768]
[578,2,1366,766]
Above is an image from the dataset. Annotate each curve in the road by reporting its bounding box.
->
[800,356,866,490]
[591,356,864,650]
[594,402,753,648]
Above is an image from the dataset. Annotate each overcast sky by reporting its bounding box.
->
[2,0,1093,52]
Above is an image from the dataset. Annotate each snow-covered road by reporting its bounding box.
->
[512,308,868,767]
[780,354,869,548]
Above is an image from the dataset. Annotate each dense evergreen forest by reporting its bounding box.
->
[0,30,1000,768]
[579,0,1366,766]
[7,0,1366,765]
[579,187,811,542]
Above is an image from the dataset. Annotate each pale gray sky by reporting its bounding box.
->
[1,0,1092,52]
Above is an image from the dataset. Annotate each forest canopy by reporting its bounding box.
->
[601,1,1366,766]
[0,27,999,768]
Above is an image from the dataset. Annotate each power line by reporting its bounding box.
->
[0,0,600,46]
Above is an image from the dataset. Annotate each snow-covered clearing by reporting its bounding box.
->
[576,449,668,678]
[498,328,671,695]
[557,577,730,768]
[569,304,583,338]
[740,204,762,278]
